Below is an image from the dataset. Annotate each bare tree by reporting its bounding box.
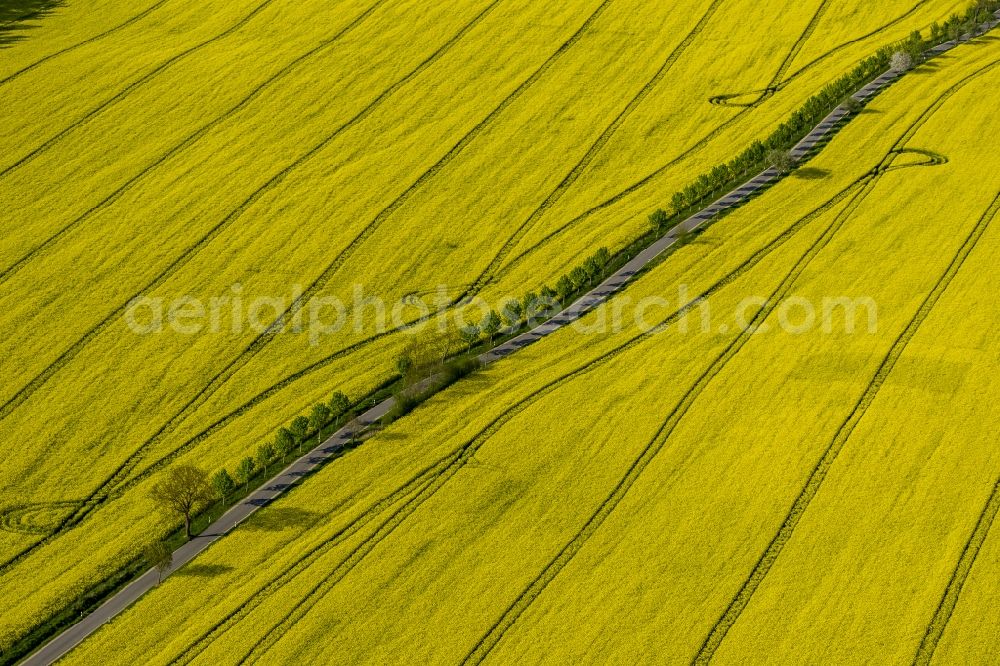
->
[148,465,214,540]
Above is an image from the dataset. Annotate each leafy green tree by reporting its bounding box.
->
[329,391,350,422]
[569,266,590,290]
[480,311,502,344]
[290,415,310,453]
[648,208,669,231]
[148,465,214,540]
[592,247,611,268]
[256,442,276,476]
[395,355,414,378]
[670,191,688,216]
[310,403,332,444]
[275,427,295,462]
[555,275,575,303]
[459,324,480,347]
[212,468,236,504]
[236,457,255,492]
[947,17,962,41]
[144,540,172,584]
[500,299,523,330]
[521,292,539,320]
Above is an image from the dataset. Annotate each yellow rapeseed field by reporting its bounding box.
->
[56,23,1000,664]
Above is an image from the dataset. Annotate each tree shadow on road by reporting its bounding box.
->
[0,0,65,49]
[176,563,234,578]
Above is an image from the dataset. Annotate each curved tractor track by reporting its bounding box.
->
[28,190,840,664]
[490,0,942,281]
[0,0,612,572]
[468,39,1000,666]
[709,0,833,107]
[177,178,865,666]
[707,0,936,107]
[693,57,1000,664]
[455,0,729,302]
[17,12,1000,666]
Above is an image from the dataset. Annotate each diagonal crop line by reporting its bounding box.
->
[0,0,512,573]
[0,0,504,426]
[125,178,865,505]
[0,0,288,179]
[189,181,860,662]
[913,475,1000,665]
[0,0,172,88]
[0,0,616,584]
[497,33,1000,282]
[90,0,612,489]
[766,0,833,91]
[459,0,729,299]
[169,456,450,665]
[240,440,484,663]
[153,177,857,663]
[462,176,876,665]
[711,0,834,108]
[0,0,397,286]
[193,54,992,658]
[90,0,611,481]
[695,189,1000,664]
[492,106,752,280]
[781,0,934,85]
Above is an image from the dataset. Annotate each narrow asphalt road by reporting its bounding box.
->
[23,12,1000,665]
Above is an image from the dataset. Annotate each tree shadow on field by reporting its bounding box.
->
[242,506,321,532]
[793,167,831,180]
[0,0,65,49]
[176,563,234,578]
[909,61,943,75]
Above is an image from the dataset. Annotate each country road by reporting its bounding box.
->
[21,12,1000,665]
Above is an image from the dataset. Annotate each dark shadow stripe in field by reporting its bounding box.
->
[0,0,504,424]
[82,0,613,495]
[693,66,1000,662]
[62,11,981,562]
[0,0,615,585]
[179,181,860,662]
[0,1,63,50]
[44,13,997,577]
[0,0,170,86]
